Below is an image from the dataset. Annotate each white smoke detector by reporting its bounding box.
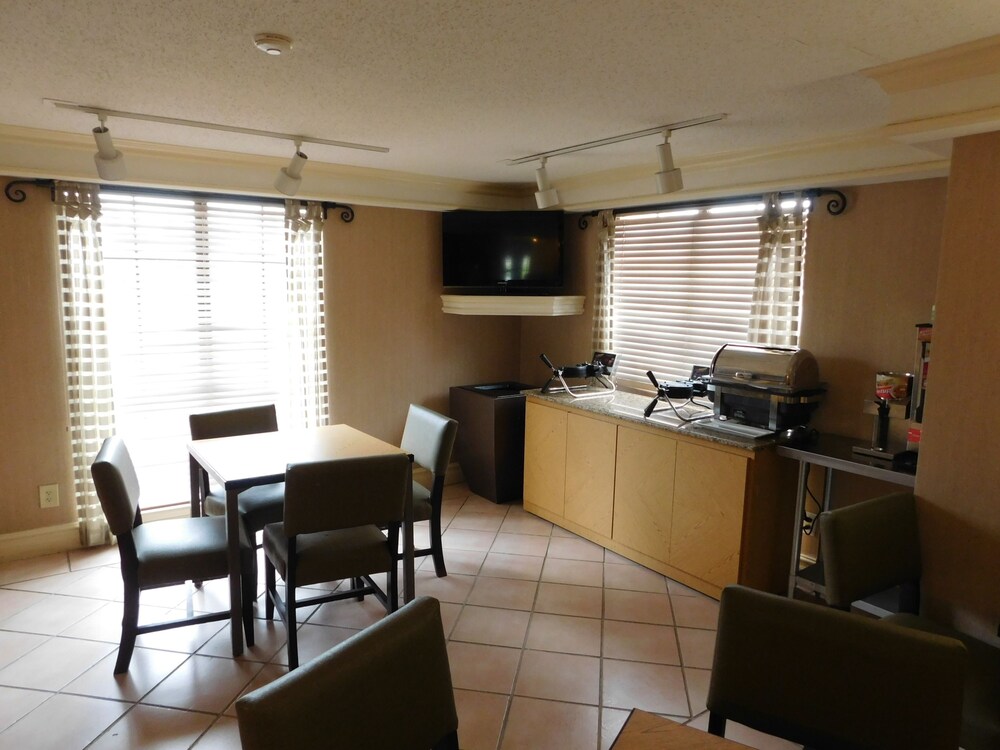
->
[253,34,293,56]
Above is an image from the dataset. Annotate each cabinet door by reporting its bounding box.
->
[523,401,567,517]
[564,413,617,538]
[670,442,747,588]
[612,426,676,564]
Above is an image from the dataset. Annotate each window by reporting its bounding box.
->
[609,198,808,386]
[98,191,325,508]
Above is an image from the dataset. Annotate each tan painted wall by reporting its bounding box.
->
[0,182,77,533]
[517,214,596,386]
[322,205,520,445]
[797,179,947,557]
[916,132,1000,639]
[802,180,946,443]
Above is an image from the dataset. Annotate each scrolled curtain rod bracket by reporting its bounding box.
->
[4,179,55,204]
[577,210,600,230]
[809,188,848,215]
[320,202,355,223]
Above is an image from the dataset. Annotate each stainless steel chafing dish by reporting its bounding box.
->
[708,344,825,430]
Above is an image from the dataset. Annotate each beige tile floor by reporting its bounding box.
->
[0,484,801,750]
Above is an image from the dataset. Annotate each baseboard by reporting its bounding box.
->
[0,522,82,563]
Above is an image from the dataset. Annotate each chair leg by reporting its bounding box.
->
[240,547,256,649]
[114,583,140,674]
[265,557,276,620]
[430,507,447,578]
[353,576,364,601]
[707,712,726,737]
[285,574,298,670]
[387,565,399,613]
[386,523,400,611]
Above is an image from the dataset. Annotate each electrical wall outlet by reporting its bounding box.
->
[39,483,59,509]
[802,510,818,533]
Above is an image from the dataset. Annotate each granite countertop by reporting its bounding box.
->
[525,387,782,451]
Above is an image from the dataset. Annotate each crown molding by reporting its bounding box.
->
[863,34,1000,95]
[0,124,531,211]
[546,130,950,211]
[863,35,1000,128]
[0,120,967,213]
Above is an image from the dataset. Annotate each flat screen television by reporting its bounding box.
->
[442,210,564,294]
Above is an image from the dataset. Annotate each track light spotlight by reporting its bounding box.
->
[92,115,126,181]
[274,141,308,196]
[654,130,683,194]
[534,157,560,209]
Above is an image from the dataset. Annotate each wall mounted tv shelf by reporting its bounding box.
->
[440,295,584,316]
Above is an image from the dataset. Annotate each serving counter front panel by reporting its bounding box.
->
[523,391,797,599]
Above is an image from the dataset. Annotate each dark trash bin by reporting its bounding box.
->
[449,382,533,503]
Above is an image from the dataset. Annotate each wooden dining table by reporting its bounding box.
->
[611,709,751,749]
[188,424,414,656]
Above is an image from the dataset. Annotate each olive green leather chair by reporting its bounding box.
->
[189,404,285,524]
[236,596,459,750]
[91,436,255,673]
[263,452,410,669]
[189,404,285,593]
[400,404,458,577]
[707,584,967,750]
[820,492,1000,750]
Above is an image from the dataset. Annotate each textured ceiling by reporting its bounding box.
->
[4,0,1000,190]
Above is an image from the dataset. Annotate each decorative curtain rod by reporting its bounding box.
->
[3,178,355,222]
[576,188,848,229]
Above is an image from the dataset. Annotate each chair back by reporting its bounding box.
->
[189,404,278,441]
[819,491,922,610]
[707,585,966,750]
[283,453,410,537]
[91,436,141,536]
[401,404,457,478]
[236,596,459,750]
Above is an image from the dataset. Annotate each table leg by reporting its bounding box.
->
[787,460,810,597]
[226,486,244,656]
[189,455,202,519]
[403,459,415,603]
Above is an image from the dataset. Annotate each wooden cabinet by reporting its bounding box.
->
[564,414,617,538]
[522,394,796,599]
[612,425,676,564]
[670,442,747,588]
[523,401,567,517]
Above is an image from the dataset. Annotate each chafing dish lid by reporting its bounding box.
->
[710,343,820,391]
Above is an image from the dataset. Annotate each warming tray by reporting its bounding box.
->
[710,343,821,393]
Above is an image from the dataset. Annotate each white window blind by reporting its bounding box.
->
[99,192,298,508]
[610,200,807,386]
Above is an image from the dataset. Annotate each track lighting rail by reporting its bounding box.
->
[507,114,727,165]
[46,99,389,154]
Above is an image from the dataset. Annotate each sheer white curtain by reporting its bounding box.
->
[592,210,616,352]
[55,182,113,546]
[284,201,329,427]
[748,192,807,346]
